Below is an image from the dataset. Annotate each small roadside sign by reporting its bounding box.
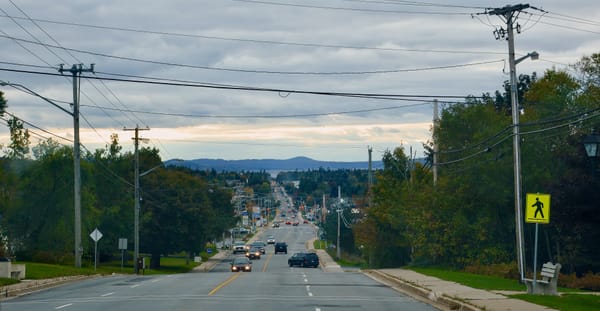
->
[525,193,550,224]
[90,228,103,242]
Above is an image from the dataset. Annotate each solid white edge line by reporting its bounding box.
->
[55,303,73,309]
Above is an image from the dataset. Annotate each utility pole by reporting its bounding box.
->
[124,125,149,274]
[336,186,341,259]
[368,146,373,207]
[487,3,531,282]
[433,99,439,185]
[58,64,94,268]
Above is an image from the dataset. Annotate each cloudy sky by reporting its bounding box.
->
[0,0,598,162]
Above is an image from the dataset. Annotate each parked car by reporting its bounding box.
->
[288,252,319,268]
[274,242,287,254]
[231,256,252,272]
[246,247,262,259]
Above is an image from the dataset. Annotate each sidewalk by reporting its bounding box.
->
[366,269,558,311]
[306,237,558,311]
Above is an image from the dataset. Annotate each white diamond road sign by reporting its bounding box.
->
[90,228,103,242]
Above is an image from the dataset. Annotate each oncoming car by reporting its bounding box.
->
[246,247,262,259]
[231,256,252,272]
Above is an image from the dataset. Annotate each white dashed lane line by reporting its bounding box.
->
[55,303,73,309]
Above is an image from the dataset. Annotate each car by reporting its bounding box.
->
[251,241,266,254]
[245,247,262,259]
[233,241,247,254]
[288,252,319,268]
[285,220,291,225]
[271,222,280,228]
[303,219,308,224]
[274,242,287,254]
[266,236,276,244]
[231,256,252,272]
[292,221,299,226]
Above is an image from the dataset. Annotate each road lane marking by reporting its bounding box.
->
[262,252,274,272]
[208,273,241,296]
[55,303,73,309]
[151,278,161,283]
[308,292,313,297]
[130,284,140,288]
[101,292,114,297]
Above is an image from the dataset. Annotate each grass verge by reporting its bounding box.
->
[14,254,206,280]
[409,267,599,311]
[511,293,600,311]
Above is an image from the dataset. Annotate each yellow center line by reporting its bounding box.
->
[208,273,241,296]
[262,252,274,272]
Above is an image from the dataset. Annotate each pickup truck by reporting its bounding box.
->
[233,241,247,254]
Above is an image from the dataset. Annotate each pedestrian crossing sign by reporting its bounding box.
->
[525,193,550,224]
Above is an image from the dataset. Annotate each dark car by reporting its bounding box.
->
[251,241,266,254]
[231,256,252,272]
[288,252,319,268]
[246,247,262,259]
[274,242,287,254]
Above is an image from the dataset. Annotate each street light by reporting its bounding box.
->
[508,49,539,282]
[583,134,600,158]
[134,160,181,274]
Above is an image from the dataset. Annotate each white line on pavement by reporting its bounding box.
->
[101,292,114,297]
[55,303,73,309]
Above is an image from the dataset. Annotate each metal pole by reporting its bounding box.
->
[433,99,439,185]
[58,64,94,268]
[533,223,539,293]
[134,127,140,274]
[336,186,341,259]
[507,16,526,282]
[71,67,82,269]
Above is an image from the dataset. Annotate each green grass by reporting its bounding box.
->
[409,267,526,291]
[17,254,205,280]
[512,293,600,311]
[0,277,20,286]
[409,267,599,311]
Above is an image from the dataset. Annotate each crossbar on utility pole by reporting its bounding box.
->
[124,125,149,274]
[58,63,94,269]
[486,3,530,282]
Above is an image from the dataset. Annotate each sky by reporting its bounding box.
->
[0,0,598,162]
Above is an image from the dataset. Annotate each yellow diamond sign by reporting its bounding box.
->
[525,193,550,224]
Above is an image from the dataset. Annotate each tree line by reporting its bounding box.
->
[0,121,248,268]
[283,53,600,277]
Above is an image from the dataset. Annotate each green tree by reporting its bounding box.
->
[6,116,30,159]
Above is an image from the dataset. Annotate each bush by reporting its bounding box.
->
[560,272,600,291]
[464,262,520,280]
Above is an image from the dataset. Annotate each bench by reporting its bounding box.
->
[523,262,561,295]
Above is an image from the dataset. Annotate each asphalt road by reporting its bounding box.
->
[0,225,437,311]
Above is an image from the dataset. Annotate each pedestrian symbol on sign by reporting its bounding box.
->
[525,193,550,224]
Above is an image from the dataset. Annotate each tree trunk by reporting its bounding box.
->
[150,252,161,269]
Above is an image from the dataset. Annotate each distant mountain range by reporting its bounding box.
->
[166,156,383,172]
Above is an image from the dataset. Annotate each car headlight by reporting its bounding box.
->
[232,266,238,271]
[245,265,251,270]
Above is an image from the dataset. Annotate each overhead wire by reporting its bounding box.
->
[0,14,506,56]
[0,33,505,76]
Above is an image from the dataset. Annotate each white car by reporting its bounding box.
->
[266,236,276,244]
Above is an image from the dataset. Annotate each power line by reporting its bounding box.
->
[0,33,504,75]
[232,0,475,15]
[0,66,480,101]
[0,14,505,55]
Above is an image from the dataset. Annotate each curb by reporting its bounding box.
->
[363,270,481,311]
[0,275,98,301]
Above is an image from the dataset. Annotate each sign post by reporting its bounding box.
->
[118,238,128,271]
[89,228,103,271]
[525,193,551,294]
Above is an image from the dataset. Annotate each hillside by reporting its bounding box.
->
[167,156,383,172]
